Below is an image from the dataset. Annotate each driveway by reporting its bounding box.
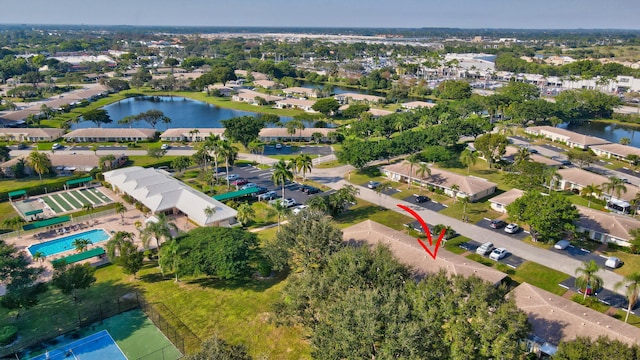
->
[560,277,632,311]
[402,196,447,212]
[458,239,525,268]
[476,218,530,241]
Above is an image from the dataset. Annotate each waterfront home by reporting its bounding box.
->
[524,126,609,150]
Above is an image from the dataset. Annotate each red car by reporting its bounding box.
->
[231,178,248,186]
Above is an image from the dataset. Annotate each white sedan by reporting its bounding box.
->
[489,248,508,261]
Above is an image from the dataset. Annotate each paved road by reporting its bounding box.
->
[308,164,626,295]
[7,148,628,295]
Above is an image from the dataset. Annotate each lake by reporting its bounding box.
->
[72,96,292,129]
[563,121,640,149]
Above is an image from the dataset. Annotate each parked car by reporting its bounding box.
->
[300,185,320,194]
[489,248,508,261]
[291,205,309,215]
[275,143,282,149]
[231,178,248,186]
[253,186,268,195]
[415,195,430,203]
[160,143,170,150]
[226,174,240,181]
[367,181,381,189]
[504,223,520,234]
[605,257,623,269]
[476,242,494,256]
[240,183,258,190]
[52,143,62,150]
[257,191,277,201]
[269,198,296,208]
[554,240,571,250]
[489,219,506,229]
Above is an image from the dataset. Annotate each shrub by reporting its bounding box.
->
[257,260,272,277]
[0,325,18,346]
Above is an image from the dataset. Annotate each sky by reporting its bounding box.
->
[1,0,639,30]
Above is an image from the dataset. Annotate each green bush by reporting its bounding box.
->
[257,261,272,277]
[0,325,18,346]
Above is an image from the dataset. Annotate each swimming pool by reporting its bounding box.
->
[28,229,110,257]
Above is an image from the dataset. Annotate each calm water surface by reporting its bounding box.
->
[72,96,292,129]
[563,122,640,149]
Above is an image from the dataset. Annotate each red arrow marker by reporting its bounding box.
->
[397,204,446,260]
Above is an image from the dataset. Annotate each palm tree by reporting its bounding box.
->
[631,192,640,216]
[105,231,134,261]
[114,202,127,224]
[460,196,470,222]
[603,176,628,201]
[203,134,222,178]
[219,140,238,190]
[236,203,255,226]
[272,202,290,231]
[271,159,294,201]
[459,149,477,174]
[514,147,531,164]
[416,163,432,194]
[32,251,46,263]
[406,155,420,190]
[614,272,640,323]
[159,239,182,282]
[542,167,562,195]
[575,260,603,300]
[2,216,26,237]
[295,154,313,182]
[72,238,92,253]
[27,151,51,181]
[620,137,631,146]
[450,184,460,203]
[99,154,116,171]
[171,156,192,176]
[141,214,178,275]
[580,184,602,208]
[204,206,216,225]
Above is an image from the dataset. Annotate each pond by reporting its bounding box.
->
[72,96,292,129]
[563,121,640,149]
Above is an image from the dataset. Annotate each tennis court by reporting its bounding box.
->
[25,309,182,360]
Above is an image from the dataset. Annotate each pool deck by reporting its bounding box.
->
[3,185,199,293]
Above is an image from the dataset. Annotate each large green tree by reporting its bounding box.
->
[506,191,579,243]
[51,262,97,301]
[0,240,46,310]
[474,133,508,168]
[221,116,266,148]
[555,336,640,360]
[82,109,112,127]
[174,227,260,280]
[311,97,340,115]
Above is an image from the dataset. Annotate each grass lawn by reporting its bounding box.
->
[510,262,570,296]
[334,198,413,232]
[439,199,500,224]
[613,310,640,327]
[603,250,640,277]
[571,294,611,313]
[0,262,310,359]
[127,155,179,168]
[0,202,20,231]
[443,236,471,255]
[315,160,342,169]
[0,176,67,195]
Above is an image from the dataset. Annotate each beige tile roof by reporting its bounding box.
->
[63,128,156,139]
[383,161,497,197]
[526,126,610,147]
[253,79,276,88]
[512,282,640,346]
[402,101,436,109]
[336,92,385,102]
[591,143,640,158]
[282,86,315,95]
[0,108,41,122]
[258,127,335,138]
[234,89,284,103]
[558,167,640,202]
[488,188,525,206]
[275,98,316,107]
[2,153,99,170]
[160,128,225,139]
[576,205,640,241]
[343,220,507,285]
[0,127,64,139]
[367,108,394,116]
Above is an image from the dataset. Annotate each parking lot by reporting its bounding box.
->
[457,239,526,268]
[475,218,530,241]
[402,196,447,212]
[224,164,326,206]
[559,277,632,311]
[262,144,332,156]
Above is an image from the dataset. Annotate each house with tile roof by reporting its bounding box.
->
[232,89,284,105]
[401,101,437,110]
[342,220,507,285]
[334,92,384,105]
[382,161,497,202]
[557,167,640,204]
[489,188,525,213]
[274,98,317,112]
[575,205,640,246]
[590,143,640,163]
[63,128,156,143]
[159,128,225,142]
[0,128,64,142]
[103,166,237,227]
[524,126,610,150]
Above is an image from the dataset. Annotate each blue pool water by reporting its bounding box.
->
[28,229,110,257]
[30,330,127,360]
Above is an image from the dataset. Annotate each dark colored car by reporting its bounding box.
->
[415,195,430,203]
[489,219,506,229]
[300,185,321,194]
[231,178,248,186]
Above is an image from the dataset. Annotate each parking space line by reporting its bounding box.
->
[558,283,569,289]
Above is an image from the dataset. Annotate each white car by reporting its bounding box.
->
[52,143,62,150]
[275,143,282,149]
[240,183,258,190]
[160,143,170,150]
[489,248,508,261]
[291,205,308,215]
[476,242,494,256]
[226,174,240,181]
[554,240,571,250]
[504,223,520,234]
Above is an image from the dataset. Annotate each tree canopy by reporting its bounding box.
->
[221,116,266,147]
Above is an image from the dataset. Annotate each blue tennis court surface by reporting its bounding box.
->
[30,330,127,360]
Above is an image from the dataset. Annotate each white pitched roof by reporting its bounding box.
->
[103,166,236,226]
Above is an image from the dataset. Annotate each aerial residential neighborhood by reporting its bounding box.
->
[1,2,640,359]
